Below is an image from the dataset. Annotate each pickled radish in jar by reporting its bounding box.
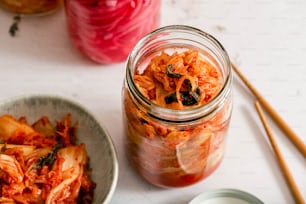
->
[64,0,161,64]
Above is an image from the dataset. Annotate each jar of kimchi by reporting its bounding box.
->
[122,25,233,188]
[0,0,62,15]
[64,0,161,64]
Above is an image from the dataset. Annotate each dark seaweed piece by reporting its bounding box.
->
[164,77,201,106]
[183,79,192,91]
[165,92,178,104]
[164,88,200,106]
[9,15,21,37]
[36,143,61,168]
[166,64,182,78]
[181,79,200,106]
[181,87,201,106]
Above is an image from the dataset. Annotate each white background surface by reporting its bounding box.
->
[0,0,305,203]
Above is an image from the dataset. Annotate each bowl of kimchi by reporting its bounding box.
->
[0,95,118,203]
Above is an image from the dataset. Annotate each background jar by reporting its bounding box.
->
[0,0,62,15]
[64,0,161,64]
[122,25,233,188]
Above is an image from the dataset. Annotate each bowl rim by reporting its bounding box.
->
[0,94,119,204]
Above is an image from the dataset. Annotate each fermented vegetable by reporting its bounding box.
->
[123,48,232,187]
[0,114,95,203]
[64,0,161,63]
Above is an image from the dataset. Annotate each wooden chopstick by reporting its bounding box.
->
[255,101,305,204]
[231,63,306,157]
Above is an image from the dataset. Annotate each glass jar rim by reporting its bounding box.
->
[126,25,232,123]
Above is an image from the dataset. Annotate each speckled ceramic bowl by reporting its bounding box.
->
[0,94,119,203]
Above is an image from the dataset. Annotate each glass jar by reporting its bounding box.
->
[0,0,62,15]
[64,0,161,64]
[122,25,233,188]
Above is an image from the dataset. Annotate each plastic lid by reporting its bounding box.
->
[189,188,264,204]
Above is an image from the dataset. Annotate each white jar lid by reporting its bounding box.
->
[189,188,264,204]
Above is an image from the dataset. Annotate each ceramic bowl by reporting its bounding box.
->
[0,94,119,203]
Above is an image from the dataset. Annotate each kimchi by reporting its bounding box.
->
[123,49,233,187]
[0,114,95,204]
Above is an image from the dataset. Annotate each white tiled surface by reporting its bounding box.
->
[0,1,305,203]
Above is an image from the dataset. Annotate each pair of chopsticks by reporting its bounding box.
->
[232,63,306,204]
[232,63,306,157]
